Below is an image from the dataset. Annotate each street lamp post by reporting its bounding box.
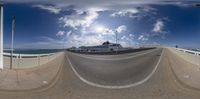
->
[63,38,65,51]
[10,16,15,69]
[0,2,3,70]
[115,31,119,54]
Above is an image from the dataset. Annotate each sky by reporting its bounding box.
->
[2,0,200,49]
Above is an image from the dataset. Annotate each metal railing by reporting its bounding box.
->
[3,52,55,58]
[175,48,200,56]
[3,52,61,69]
[170,47,200,66]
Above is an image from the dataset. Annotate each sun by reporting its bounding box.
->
[93,25,105,33]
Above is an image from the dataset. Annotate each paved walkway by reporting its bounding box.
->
[0,52,64,91]
[167,49,200,90]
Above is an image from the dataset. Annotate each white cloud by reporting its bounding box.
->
[66,31,73,37]
[118,33,136,47]
[59,9,99,29]
[33,5,61,14]
[110,6,158,19]
[92,25,105,33]
[57,24,129,47]
[39,36,58,42]
[56,31,65,36]
[89,24,127,35]
[137,19,168,42]
[129,34,134,38]
[57,8,130,47]
[71,35,105,46]
[89,24,114,35]
[152,20,164,33]
[64,33,116,47]
[7,0,195,9]
[116,25,127,33]
[121,36,126,40]
[120,35,131,41]
[111,9,139,17]
[58,22,129,47]
[138,35,149,41]
[102,28,115,35]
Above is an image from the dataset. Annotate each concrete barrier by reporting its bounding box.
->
[168,47,200,66]
[3,52,63,69]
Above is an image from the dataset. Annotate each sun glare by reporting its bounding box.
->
[94,25,105,33]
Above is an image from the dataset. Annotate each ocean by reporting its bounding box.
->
[4,49,64,54]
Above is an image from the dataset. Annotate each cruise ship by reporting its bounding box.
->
[68,41,129,52]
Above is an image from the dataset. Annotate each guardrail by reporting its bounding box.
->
[3,52,55,58]
[3,52,62,69]
[175,48,200,56]
[169,47,200,66]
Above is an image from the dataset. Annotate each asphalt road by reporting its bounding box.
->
[0,48,200,99]
[67,48,162,87]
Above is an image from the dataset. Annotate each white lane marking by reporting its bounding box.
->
[69,49,159,61]
[67,50,163,89]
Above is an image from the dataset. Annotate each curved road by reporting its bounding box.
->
[0,48,200,99]
[67,48,162,87]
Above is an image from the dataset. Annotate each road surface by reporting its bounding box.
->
[0,48,200,99]
[67,48,162,88]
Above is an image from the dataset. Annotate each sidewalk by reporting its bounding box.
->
[167,49,200,90]
[0,52,64,91]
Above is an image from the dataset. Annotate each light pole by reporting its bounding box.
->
[115,31,118,44]
[196,3,200,67]
[63,38,65,51]
[10,16,15,69]
[115,30,119,54]
[0,2,3,70]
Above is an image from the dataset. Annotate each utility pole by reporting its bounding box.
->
[115,31,118,54]
[63,40,65,51]
[115,32,118,44]
[10,16,15,69]
[0,1,3,70]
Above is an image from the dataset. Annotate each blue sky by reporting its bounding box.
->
[3,0,200,49]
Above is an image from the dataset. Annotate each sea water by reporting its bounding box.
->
[4,49,64,54]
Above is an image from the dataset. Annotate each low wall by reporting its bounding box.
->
[168,48,200,66]
[3,52,63,69]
